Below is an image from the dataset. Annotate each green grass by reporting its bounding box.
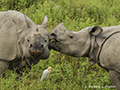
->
[0,0,119,90]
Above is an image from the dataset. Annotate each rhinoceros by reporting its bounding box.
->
[0,10,50,75]
[49,23,120,89]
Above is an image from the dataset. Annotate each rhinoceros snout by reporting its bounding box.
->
[29,43,44,58]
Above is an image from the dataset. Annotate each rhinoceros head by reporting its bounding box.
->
[49,23,102,57]
[19,16,49,60]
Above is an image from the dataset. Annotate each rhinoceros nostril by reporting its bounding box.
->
[41,45,44,48]
[30,44,33,48]
[50,33,57,39]
[51,33,56,36]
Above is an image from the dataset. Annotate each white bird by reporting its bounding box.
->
[40,66,53,81]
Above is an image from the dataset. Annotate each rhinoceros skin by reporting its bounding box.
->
[49,23,120,90]
[0,10,50,75]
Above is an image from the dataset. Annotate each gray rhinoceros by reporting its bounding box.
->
[0,10,50,75]
[49,23,120,90]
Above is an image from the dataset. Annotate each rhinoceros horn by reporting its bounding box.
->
[42,16,48,28]
[34,28,40,35]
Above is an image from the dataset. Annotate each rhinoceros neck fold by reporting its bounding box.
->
[88,29,120,67]
[84,34,100,66]
[97,31,120,67]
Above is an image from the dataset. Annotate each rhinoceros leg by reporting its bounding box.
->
[0,61,10,76]
[109,70,120,90]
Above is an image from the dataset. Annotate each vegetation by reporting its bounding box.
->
[0,0,119,89]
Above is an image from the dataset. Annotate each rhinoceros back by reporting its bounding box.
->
[0,15,18,61]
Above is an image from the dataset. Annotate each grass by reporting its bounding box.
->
[0,0,119,89]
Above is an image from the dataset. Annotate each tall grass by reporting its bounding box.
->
[0,0,119,89]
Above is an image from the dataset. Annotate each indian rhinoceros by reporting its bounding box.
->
[0,10,50,75]
[49,23,120,90]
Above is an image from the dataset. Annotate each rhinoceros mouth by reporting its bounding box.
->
[49,32,62,51]
[49,33,59,42]
[49,38,61,51]
[49,38,59,43]
[29,48,44,58]
[49,35,60,45]
[30,51,40,57]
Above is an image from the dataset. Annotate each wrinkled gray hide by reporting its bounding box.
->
[49,23,120,90]
[0,10,50,75]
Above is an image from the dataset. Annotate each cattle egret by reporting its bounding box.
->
[40,66,53,81]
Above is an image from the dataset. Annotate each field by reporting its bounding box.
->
[0,0,119,90]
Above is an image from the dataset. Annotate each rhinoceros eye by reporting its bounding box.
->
[69,35,73,39]
[27,39,30,42]
[45,40,47,42]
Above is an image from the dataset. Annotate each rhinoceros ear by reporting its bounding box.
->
[42,16,48,28]
[89,26,103,36]
[24,15,34,28]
